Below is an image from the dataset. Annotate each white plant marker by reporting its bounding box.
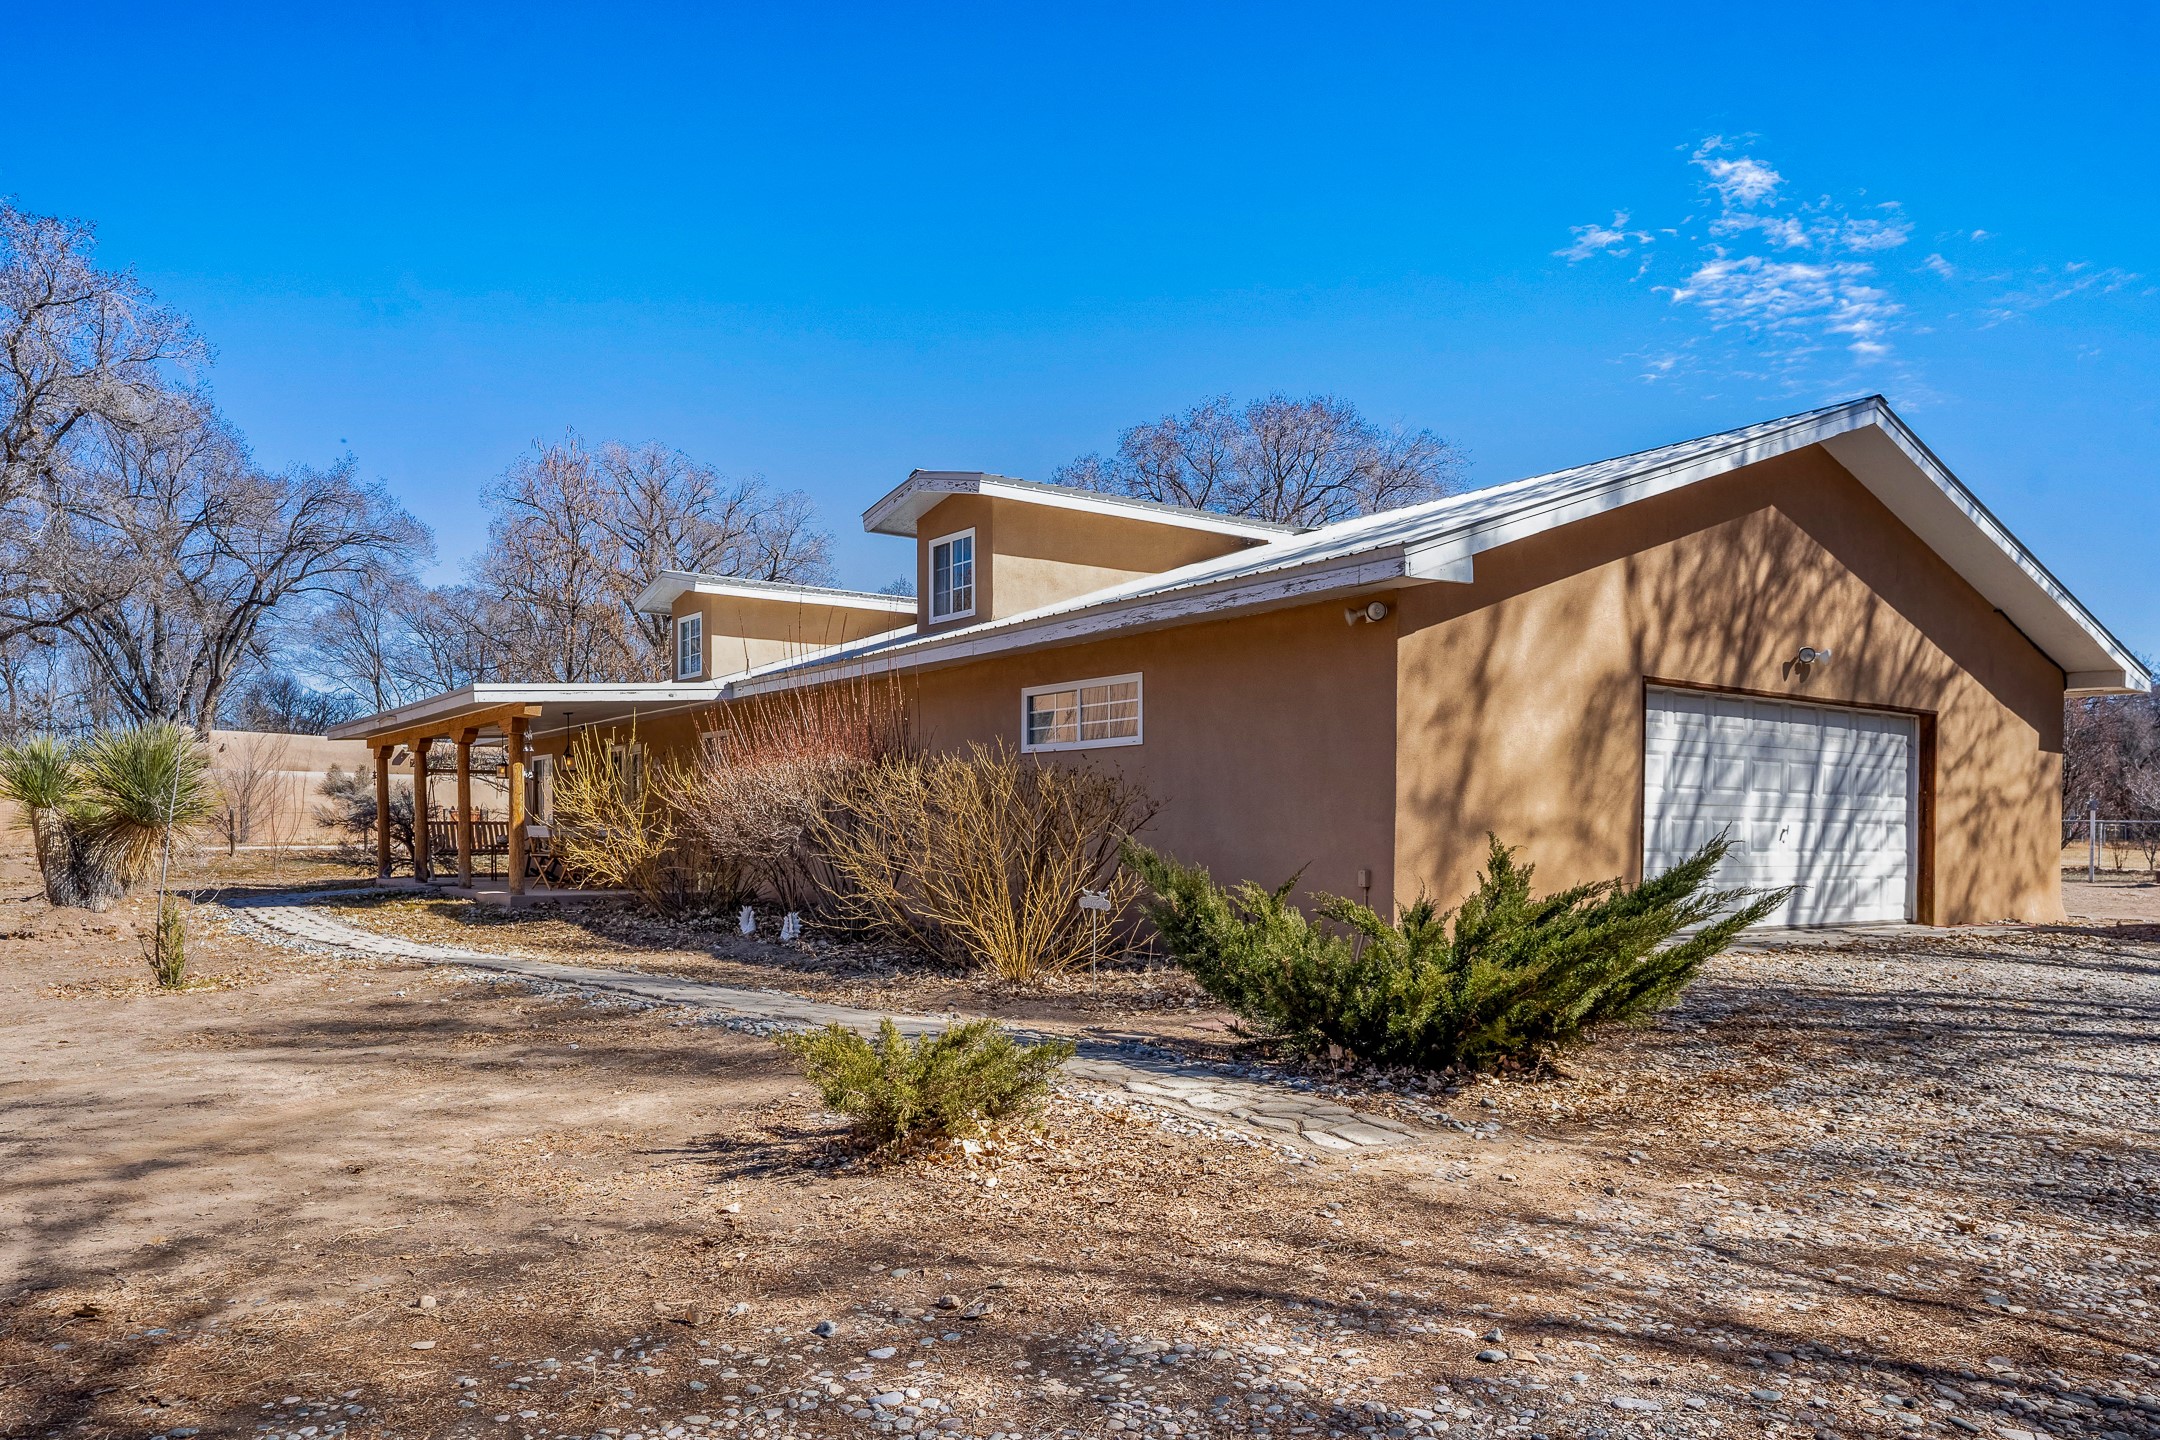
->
[738,905,756,936]
[779,912,801,942]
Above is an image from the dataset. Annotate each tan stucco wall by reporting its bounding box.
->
[913,495,1257,633]
[1392,444,2065,926]
[895,602,1399,906]
[571,444,2064,927]
[668,592,911,680]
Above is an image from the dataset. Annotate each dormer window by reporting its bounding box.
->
[674,612,703,679]
[929,529,975,622]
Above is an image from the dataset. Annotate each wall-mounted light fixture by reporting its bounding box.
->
[1344,600,1391,627]
[1795,646,1833,667]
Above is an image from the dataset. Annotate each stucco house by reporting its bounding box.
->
[331,397,2147,926]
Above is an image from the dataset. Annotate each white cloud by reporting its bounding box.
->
[1692,137,1782,207]
[1979,263,2144,324]
[1556,211,1651,262]
[1663,256,1900,360]
[1562,135,2149,396]
[1838,215,1912,252]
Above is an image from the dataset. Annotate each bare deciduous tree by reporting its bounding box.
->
[1054,393,1465,527]
[13,396,428,731]
[0,200,202,513]
[471,431,834,683]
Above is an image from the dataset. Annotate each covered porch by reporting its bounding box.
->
[327,681,726,897]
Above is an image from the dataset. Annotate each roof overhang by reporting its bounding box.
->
[327,682,732,745]
[630,570,918,618]
[862,470,1296,542]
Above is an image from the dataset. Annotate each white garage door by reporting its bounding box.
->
[1643,687,1917,927]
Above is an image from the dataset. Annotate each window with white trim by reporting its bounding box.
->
[1022,673,1142,751]
[929,529,975,622]
[675,612,703,679]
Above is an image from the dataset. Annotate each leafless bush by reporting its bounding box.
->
[552,724,688,911]
[212,733,291,854]
[813,741,1155,982]
[318,764,413,862]
[665,678,910,913]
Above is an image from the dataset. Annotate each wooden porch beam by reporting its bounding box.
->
[506,714,528,896]
[411,737,433,882]
[455,727,476,890]
[354,704,545,755]
[372,744,392,880]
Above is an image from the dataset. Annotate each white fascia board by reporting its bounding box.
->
[631,569,915,617]
[327,681,731,740]
[725,552,1411,698]
[1818,420,2149,693]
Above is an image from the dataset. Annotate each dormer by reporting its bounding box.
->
[862,471,1294,632]
[631,572,915,680]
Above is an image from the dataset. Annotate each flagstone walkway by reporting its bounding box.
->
[222,891,1424,1154]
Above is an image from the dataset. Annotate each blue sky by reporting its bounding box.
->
[10,3,2158,648]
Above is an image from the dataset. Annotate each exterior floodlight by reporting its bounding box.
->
[1344,600,1392,626]
[1796,646,1832,666]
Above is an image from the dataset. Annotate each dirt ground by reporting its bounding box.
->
[4,839,2158,1440]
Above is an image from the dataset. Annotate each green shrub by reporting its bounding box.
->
[1125,835,1785,1073]
[776,1017,1075,1152]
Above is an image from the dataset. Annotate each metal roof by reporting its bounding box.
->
[629,569,917,617]
[861,469,1302,541]
[733,397,2147,698]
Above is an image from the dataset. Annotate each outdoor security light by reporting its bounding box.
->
[1796,646,1833,666]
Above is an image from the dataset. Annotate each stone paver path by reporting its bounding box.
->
[223,891,1421,1153]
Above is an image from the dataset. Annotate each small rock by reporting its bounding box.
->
[1476,1348,1508,1363]
[867,1347,898,1360]
[1750,1388,1784,1402]
[1481,1328,1504,1343]
[722,1202,742,1214]
[813,1320,838,1336]
[417,1295,438,1309]
[410,1340,436,1350]
[934,1295,960,1310]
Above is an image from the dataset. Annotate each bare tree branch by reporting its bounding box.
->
[1053,392,1466,527]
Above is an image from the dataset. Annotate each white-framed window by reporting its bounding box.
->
[1022,673,1142,752]
[675,612,703,679]
[929,528,975,622]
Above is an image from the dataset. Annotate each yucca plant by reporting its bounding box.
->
[0,736,110,909]
[73,723,217,890]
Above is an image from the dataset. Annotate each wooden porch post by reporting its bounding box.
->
[455,728,476,890]
[411,737,433,882]
[506,714,528,895]
[373,744,392,880]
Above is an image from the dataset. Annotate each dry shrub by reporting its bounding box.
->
[552,723,694,912]
[665,678,909,913]
[813,741,1155,981]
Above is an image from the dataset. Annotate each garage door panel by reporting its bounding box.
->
[1644,688,1916,926]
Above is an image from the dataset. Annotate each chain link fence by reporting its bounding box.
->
[2062,815,2160,878]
